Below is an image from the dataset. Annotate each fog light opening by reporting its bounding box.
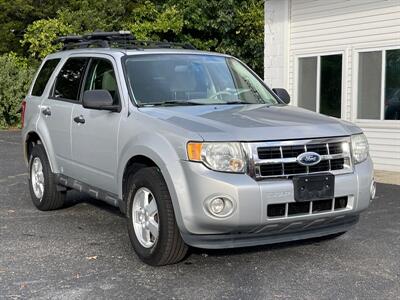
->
[370,179,376,200]
[206,196,234,217]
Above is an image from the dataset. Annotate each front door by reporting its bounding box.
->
[70,57,122,194]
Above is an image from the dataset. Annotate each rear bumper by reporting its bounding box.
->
[182,214,359,249]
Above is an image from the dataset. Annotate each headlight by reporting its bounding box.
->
[187,142,246,173]
[351,133,369,164]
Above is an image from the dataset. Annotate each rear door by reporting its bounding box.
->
[41,57,89,175]
[26,58,61,133]
[70,56,122,194]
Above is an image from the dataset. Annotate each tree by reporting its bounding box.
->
[0,53,36,127]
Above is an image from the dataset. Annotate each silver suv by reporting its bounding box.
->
[21,32,375,266]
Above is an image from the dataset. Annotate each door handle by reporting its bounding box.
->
[73,115,85,124]
[42,107,51,116]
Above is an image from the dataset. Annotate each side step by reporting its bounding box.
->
[54,174,125,214]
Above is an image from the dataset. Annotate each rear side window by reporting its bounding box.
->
[53,57,88,101]
[31,59,61,96]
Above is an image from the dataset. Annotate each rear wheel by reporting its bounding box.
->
[28,143,66,210]
[126,167,188,266]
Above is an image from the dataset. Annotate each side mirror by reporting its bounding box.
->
[272,88,290,104]
[82,90,119,112]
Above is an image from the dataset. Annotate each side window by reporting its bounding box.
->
[84,58,119,104]
[31,59,61,96]
[53,58,88,101]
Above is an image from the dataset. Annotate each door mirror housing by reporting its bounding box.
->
[82,90,119,112]
[272,88,290,104]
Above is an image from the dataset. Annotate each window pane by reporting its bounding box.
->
[358,51,382,119]
[84,59,119,105]
[320,55,342,118]
[384,49,400,120]
[298,57,317,111]
[54,58,88,101]
[32,59,60,96]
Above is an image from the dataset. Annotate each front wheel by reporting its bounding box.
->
[126,167,188,266]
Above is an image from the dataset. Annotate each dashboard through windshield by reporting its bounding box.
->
[124,54,281,107]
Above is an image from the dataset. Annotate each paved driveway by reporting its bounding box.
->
[1,131,399,299]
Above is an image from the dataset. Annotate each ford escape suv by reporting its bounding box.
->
[21,31,376,266]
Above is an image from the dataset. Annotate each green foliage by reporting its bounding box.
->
[171,0,265,75]
[22,18,74,59]
[0,53,36,128]
[123,1,184,40]
[57,0,129,33]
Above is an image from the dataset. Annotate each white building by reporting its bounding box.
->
[264,0,400,172]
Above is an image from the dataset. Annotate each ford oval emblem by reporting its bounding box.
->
[297,152,321,166]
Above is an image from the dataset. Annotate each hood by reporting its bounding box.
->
[138,104,362,141]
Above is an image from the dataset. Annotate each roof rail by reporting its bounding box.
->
[55,31,196,51]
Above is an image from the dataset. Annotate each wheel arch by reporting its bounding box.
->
[24,130,56,173]
[118,143,187,232]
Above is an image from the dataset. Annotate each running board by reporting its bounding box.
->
[54,174,125,213]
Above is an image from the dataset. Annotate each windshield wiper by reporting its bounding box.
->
[141,100,204,107]
[223,100,248,105]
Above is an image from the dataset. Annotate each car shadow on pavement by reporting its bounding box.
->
[62,189,342,260]
[188,233,342,259]
[63,190,125,217]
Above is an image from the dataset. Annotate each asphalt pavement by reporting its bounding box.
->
[0,130,399,299]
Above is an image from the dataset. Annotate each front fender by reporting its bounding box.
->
[117,132,191,233]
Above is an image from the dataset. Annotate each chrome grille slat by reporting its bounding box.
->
[245,137,353,180]
[326,143,332,171]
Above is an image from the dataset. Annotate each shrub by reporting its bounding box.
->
[0,53,36,128]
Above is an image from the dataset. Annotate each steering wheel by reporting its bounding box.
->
[209,90,234,100]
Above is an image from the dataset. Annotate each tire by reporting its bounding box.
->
[28,143,66,210]
[126,167,188,266]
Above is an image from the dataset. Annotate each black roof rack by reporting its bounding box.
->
[55,31,196,51]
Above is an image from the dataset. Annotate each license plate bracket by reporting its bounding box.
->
[293,174,334,202]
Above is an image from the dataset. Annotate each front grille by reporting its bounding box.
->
[267,196,349,218]
[248,137,353,179]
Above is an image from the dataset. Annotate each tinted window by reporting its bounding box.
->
[125,55,279,106]
[385,49,400,120]
[31,59,60,96]
[54,58,88,101]
[84,58,119,104]
[320,54,342,118]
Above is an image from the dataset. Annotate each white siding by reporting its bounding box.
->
[286,0,400,171]
[264,0,290,88]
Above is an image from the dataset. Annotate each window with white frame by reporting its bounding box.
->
[357,48,400,120]
[297,54,343,118]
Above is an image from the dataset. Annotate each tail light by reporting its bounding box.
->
[21,99,26,128]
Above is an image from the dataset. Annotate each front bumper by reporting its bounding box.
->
[174,156,374,248]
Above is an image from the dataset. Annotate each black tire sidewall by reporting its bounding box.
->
[28,143,56,210]
[126,167,175,265]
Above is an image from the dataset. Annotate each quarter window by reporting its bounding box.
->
[53,58,88,101]
[32,59,60,96]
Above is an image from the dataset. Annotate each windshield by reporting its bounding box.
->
[124,54,281,106]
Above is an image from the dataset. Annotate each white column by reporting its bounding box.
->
[264,0,290,89]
